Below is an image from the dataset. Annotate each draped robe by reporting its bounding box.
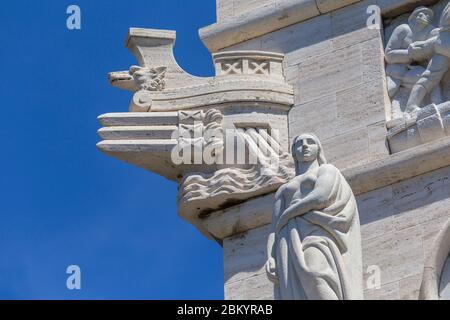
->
[273,164,363,300]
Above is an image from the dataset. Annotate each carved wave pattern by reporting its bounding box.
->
[178,127,294,213]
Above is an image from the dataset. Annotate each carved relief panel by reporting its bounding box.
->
[384,1,450,153]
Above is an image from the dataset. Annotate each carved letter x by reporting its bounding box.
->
[250,61,269,75]
[222,61,242,74]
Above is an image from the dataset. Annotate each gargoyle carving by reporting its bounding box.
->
[109,65,166,112]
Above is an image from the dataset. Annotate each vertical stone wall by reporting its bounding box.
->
[359,165,450,299]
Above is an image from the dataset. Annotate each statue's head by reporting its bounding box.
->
[291,133,327,167]
[409,6,434,27]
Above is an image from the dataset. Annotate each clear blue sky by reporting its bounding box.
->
[0,0,224,299]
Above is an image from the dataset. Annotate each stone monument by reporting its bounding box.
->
[98,0,450,299]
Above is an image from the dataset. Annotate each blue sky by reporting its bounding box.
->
[0,0,223,299]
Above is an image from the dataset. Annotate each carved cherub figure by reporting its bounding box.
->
[385,6,437,99]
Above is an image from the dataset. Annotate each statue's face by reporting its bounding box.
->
[415,11,431,26]
[293,135,319,163]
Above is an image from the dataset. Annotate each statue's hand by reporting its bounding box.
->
[276,200,302,231]
[408,43,423,60]
[408,41,433,61]
[280,200,299,219]
[266,257,278,284]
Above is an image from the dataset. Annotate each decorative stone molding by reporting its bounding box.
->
[420,219,450,299]
[98,28,295,239]
[213,51,284,78]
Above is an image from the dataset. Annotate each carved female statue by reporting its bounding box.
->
[266,134,363,300]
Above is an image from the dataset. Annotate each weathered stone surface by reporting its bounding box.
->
[364,282,400,300]
[335,82,386,134]
[358,185,395,241]
[399,273,422,299]
[322,128,369,170]
[296,46,363,103]
[288,94,337,142]
[368,121,390,161]
[224,225,270,284]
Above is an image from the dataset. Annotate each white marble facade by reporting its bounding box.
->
[98,0,450,300]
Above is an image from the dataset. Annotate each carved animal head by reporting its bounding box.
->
[129,66,167,91]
